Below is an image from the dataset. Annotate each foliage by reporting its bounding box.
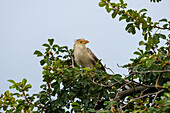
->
[150,0,162,3]
[0,0,170,113]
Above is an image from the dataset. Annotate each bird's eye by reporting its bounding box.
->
[80,41,82,43]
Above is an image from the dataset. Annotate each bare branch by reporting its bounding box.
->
[131,74,136,96]
[89,77,113,87]
[157,49,168,57]
[150,89,164,107]
[114,81,132,101]
[104,65,114,74]
[94,93,101,109]
[131,70,170,74]
[89,76,125,88]
[117,86,149,101]
[120,89,165,109]
[22,90,48,110]
[140,88,149,97]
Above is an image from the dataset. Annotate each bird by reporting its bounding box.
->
[73,38,105,71]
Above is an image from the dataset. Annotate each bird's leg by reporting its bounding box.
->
[69,56,75,68]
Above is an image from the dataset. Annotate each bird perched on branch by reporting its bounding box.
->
[73,38,105,71]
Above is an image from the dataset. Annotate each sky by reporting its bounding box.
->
[0,0,170,95]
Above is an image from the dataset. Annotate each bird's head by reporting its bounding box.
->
[75,38,89,45]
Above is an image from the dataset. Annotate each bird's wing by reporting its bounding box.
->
[86,47,99,64]
[86,47,105,71]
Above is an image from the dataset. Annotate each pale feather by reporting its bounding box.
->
[74,43,105,71]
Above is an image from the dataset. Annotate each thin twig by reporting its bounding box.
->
[104,65,114,74]
[131,74,136,96]
[117,64,123,68]
[114,81,132,101]
[89,76,125,87]
[157,49,168,57]
[22,90,48,110]
[89,77,112,87]
[150,89,164,107]
[120,89,165,109]
[131,70,170,74]
[132,81,155,88]
[140,88,149,97]
[22,90,31,104]
[94,93,101,109]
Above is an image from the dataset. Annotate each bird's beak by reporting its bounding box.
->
[85,40,89,44]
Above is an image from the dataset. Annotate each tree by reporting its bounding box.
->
[0,0,169,112]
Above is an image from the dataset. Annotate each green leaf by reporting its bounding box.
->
[110,3,116,7]
[99,2,106,7]
[134,21,140,30]
[125,23,133,31]
[53,44,59,51]
[147,17,151,23]
[88,109,96,112]
[8,79,16,84]
[48,39,54,46]
[139,41,145,45]
[145,45,150,52]
[22,78,27,87]
[62,46,68,50]
[106,7,112,13]
[144,33,147,40]
[153,35,160,46]
[159,18,167,22]
[159,34,166,39]
[134,51,141,56]
[150,0,162,3]
[9,85,16,89]
[119,15,127,21]
[139,8,147,13]
[72,102,80,106]
[163,24,168,28]
[112,10,118,19]
[34,50,43,57]
[40,59,46,66]
[25,84,32,89]
[113,74,122,81]
[153,22,159,27]
[42,43,50,48]
[146,59,154,68]
[119,0,124,4]
[105,4,112,13]
[125,23,136,34]
[148,107,158,112]
[104,101,110,105]
[164,92,170,98]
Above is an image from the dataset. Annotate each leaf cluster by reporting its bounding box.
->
[0,0,170,113]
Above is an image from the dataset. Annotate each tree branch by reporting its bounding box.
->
[114,81,132,101]
[89,76,125,88]
[117,86,147,100]
[120,89,165,109]
[104,65,114,74]
[150,89,164,107]
[131,70,170,74]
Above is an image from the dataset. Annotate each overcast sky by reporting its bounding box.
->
[0,0,170,95]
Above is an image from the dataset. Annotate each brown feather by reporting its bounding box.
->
[86,48,106,71]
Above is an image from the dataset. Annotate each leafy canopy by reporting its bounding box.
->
[0,0,170,113]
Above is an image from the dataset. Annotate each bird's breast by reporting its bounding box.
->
[74,46,93,68]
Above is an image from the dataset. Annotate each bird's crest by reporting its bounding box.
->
[75,38,89,43]
[75,38,84,42]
